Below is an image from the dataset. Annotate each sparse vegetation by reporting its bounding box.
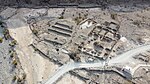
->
[47,21,51,26]
[32,29,38,35]
[74,13,86,25]
[9,39,17,47]
[133,20,141,27]
[12,76,17,82]
[9,49,13,53]
[12,39,17,45]
[10,51,17,58]
[111,13,118,20]
[3,29,11,40]
[12,59,18,66]
[17,77,22,83]
[12,74,26,83]
[74,17,81,25]
[59,9,65,19]
[0,37,3,43]
[58,16,64,19]
[16,74,26,83]
[3,29,9,34]
[0,20,7,28]
[22,73,26,80]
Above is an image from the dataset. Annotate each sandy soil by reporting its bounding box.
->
[57,74,85,84]
[1,3,150,83]
[0,7,85,84]
[8,24,58,84]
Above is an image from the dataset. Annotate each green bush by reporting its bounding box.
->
[12,76,17,81]
[12,59,17,66]
[3,29,9,35]
[32,29,38,35]
[0,37,3,43]
[10,51,17,58]
[58,16,64,19]
[3,29,11,40]
[9,40,17,47]
[12,40,17,45]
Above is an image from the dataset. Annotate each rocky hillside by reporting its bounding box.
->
[0,0,149,7]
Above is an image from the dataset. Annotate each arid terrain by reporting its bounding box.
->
[1,0,150,84]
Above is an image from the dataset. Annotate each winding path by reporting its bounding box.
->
[108,45,150,64]
[45,44,150,84]
[45,61,105,84]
